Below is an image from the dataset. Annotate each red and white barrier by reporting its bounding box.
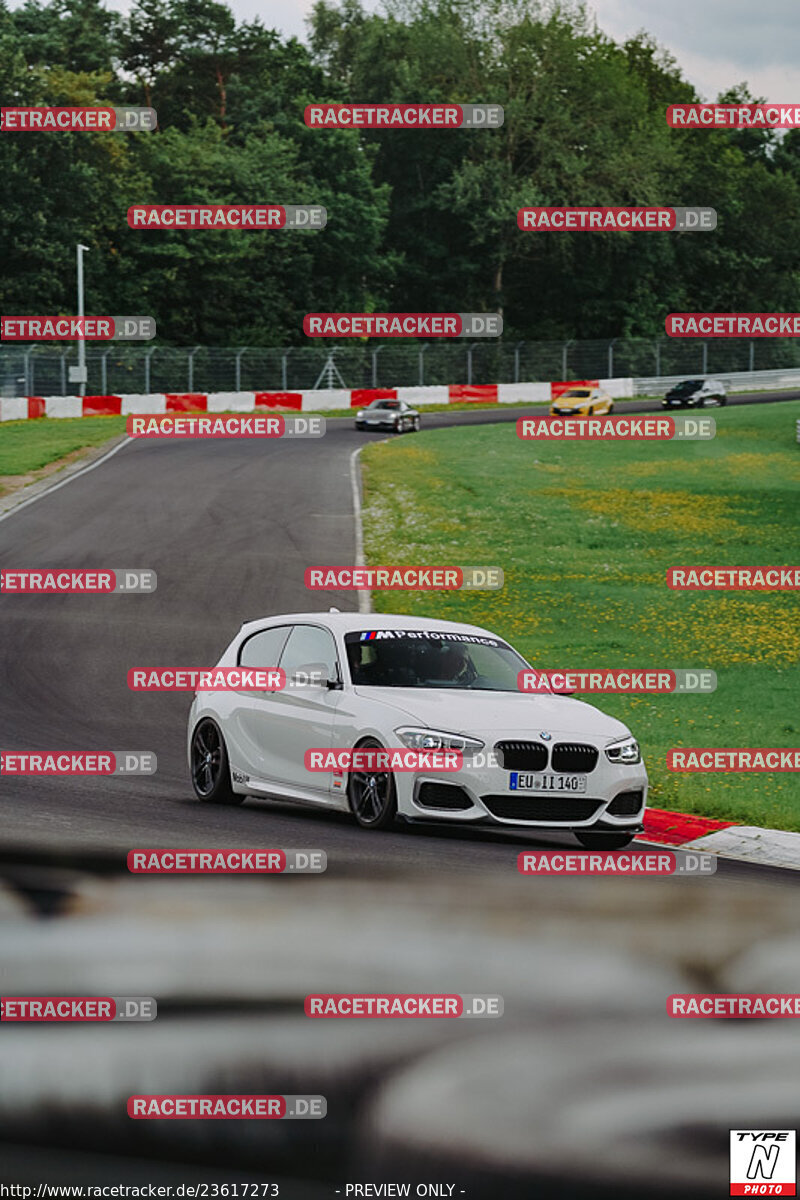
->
[0,379,635,421]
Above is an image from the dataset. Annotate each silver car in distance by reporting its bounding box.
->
[187,612,648,848]
[354,398,421,433]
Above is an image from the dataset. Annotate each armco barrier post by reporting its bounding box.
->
[419,343,429,386]
[467,343,478,385]
[514,341,523,383]
[144,346,155,393]
[187,346,200,392]
[372,345,383,387]
[235,347,248,392]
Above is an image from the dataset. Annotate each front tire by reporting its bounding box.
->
[575,830,636,850]
[347,738,397,830]
[190,718,243,805]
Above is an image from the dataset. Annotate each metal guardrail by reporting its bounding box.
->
[634,368,800,398]
[3,339,800,398]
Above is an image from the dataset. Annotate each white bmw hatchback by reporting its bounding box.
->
[187,612,648,848]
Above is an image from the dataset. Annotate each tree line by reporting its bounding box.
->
[2,0,799,345]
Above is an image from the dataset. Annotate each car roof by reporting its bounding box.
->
[239,611,499,638]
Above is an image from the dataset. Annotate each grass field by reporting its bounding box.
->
[360,401,800,830]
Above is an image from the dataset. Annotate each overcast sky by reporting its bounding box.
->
[18,0,799,103]
[223,0,800,104]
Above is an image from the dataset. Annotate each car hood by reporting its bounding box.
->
[351,686,630,742]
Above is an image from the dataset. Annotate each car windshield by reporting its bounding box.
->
[345,630,528,691]
[560,389,592,398]
[672,380,702,393]
[371,400,400,410]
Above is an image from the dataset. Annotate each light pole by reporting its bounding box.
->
[76,244,89,397]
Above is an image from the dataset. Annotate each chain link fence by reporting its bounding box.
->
[3,338,800,397]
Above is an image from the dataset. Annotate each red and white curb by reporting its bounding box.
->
[644,808,800,871]
[0,379,632,421]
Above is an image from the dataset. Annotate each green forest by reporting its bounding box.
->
[3,0,800,345]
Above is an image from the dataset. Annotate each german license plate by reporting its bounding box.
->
[509,772,587,793]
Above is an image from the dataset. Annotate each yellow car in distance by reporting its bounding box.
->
[550,386,614,416]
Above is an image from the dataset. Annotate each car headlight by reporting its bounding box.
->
[605,736,641,765]
[357,411,365,418]
[395,727,485,754]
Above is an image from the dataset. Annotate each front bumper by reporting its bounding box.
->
[394,756,649,829]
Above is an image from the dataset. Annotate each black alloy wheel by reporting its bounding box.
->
[348,738,398,830]
[190,718,242,804]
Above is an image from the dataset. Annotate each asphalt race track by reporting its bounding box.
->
[1,389,798,880]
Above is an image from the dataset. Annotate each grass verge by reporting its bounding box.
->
[0,416,126,495]
[360,400,800,830]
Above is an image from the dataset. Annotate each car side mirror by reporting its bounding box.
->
[290,662,340,689]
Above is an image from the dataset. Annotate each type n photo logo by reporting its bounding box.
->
[730,1131,796,1195]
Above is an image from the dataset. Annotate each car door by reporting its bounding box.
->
[267,623,344,794]
[226,623,292,782]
